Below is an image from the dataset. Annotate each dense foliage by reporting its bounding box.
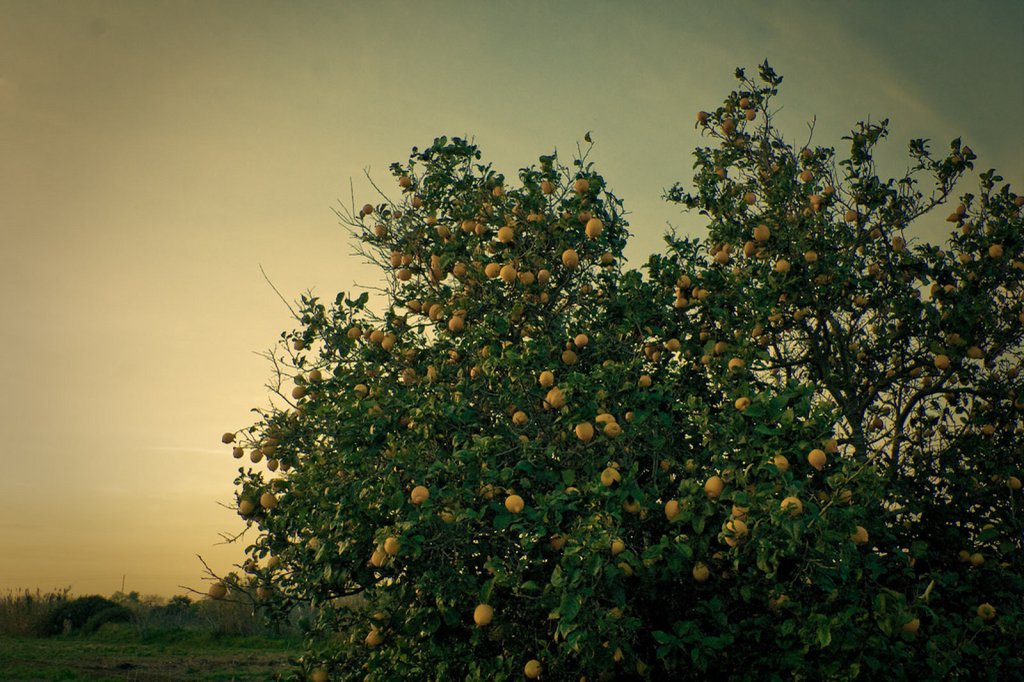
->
[222,64,1023,681]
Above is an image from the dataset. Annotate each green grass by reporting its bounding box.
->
[0,624,300,681]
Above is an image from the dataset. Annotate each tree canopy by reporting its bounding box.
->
[220,64,1023,681]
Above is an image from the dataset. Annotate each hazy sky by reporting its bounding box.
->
[2,1,1021,597]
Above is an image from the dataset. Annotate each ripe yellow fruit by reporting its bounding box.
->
[807,448,827,471]
[638,374,653,388]
[484,262,502,278]
[665,499,680,520]
[575,422,595,442]
[1008,476,1022,490]
[969,552,984,567]
[497,226,514,243]
[232,447,244,459]
[780,496,803,516]
[512,410,529,426]
[524,659,542,679]
[603,421,623,438]
[851,526,869,545]
[562,248,580,269]
[804,250,818,263]
[550,534,567,550]
[902,618,920,634]
[369,548,386,567]
[573,178,590,194]
[448,316,465,333]
[561,349,577,365]
[365,627,384,646]
[311,668,329,682]
[726,518,748,537]
[934,354,951,370]
[697,110,709,124]
[585,217,604,238]
[292,385,307,400]
[410,485,430,505]
[500,264,518,283]
[976,603,996,621]
[208,582,227,600]
[704,475,725,498]
[774,258,791,274]
[505,494,525,513]
[574,333,589,348]
[799,170,813,183]
[260,492,278,510]
[473,603,493,627]
[541,179,555,194]
[772,454,790,472]
[692,563,710,582]
[727,357,745,372]
[601,467,622,487]
[988,244,1003,259]
[753,224,771,243]
[734,396,751,411]
[544,386,566,409]
[238,499,256,516]
[538,370,555,387]
[383,536,400,556]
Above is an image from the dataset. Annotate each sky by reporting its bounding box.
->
[1,0,1021,598]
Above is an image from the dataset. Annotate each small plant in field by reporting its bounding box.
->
[221,63,1023,680]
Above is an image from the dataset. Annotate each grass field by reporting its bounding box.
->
[0,626,299,681]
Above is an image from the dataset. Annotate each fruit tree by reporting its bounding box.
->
[221,63,1022,680]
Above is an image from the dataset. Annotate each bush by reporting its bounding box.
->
[81,605,132,634]
[224,63,1022,680]
[0,588,70,637]
[40,595,120,636]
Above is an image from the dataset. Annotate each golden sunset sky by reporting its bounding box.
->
[1,1,1021,598]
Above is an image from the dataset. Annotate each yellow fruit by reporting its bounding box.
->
[611,539,626,556]
[383,537,400,556]
[512,410,529,426]
[562,248,580,269]
[232,447,244,459]
[292,385,307,400]
[772,454,790,472]
[902,617,920,634]
[638,374,653,388]
[704,476,725,498]
[238,499,256,516]
[804,250,818,263]
[365,627,384,646]
[601,467,621,487]
[807,448,827,471]
[497,226,514,243]
[260,492,278,510]
[574,333,589,348]
[410,485,430,505]
[934,354,951,370]
[448,316,465,333]
[208,582,227,600]
[780,496,803,516]
[969,552,984,567]
[473,603,494,627]
[988,244,1003,259]
[575,422,595,442]
[524,659,542,679]
[561,349,577,364]
[538,370,555,387]
[541,179,555,194]
[692,563,710,582]
[1008,476,1022,490]
[585,217,604,238]
[665,499,680,521]
[726,518,748,537]
[221,432,235,444]
[799,170,813,183]
[977,603,996,621]
[505,494,525,513]
[735,396,751,411]
[500,264,518,283]
[310,668,329,682]
[573,178,590,194]
[727,357,745,372]
[753,224,771,243]
[484,263,501,278]
[851,526,869,545]
[550,534,567,551]
[369,548,386,567]
[774,259,791,274]
[603,421,623,438]
[544,386,566,409]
